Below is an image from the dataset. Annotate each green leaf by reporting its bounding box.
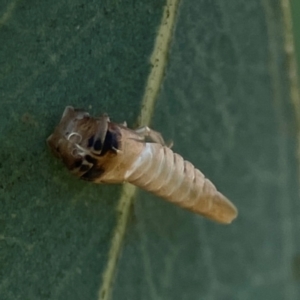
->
[0,0,165,299]
[1,0,300,300]
[113,1,300,300]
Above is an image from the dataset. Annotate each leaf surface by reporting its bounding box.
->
[1,1,300,300]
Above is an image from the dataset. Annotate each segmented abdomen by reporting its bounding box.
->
[124,143,237,224]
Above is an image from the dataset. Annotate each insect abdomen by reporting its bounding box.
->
[125,143,237,224]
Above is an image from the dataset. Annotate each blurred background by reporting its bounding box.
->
[292,0,300,70]
[1,1,300,300]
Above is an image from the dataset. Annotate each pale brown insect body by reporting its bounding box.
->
[47,106,238,224]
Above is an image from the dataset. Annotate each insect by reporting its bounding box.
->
[47,106,238,224]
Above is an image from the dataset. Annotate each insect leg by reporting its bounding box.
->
[134,126,166,146]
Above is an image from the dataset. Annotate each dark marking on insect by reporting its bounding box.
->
[72,160,83,169]
[87,136,94,148]
[79,164,91,173]
[85,155,97,164]
[99,131,118,156]
[81,165,105,181]
[94,139,102,151]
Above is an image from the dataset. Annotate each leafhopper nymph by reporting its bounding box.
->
[47,106,238,224]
